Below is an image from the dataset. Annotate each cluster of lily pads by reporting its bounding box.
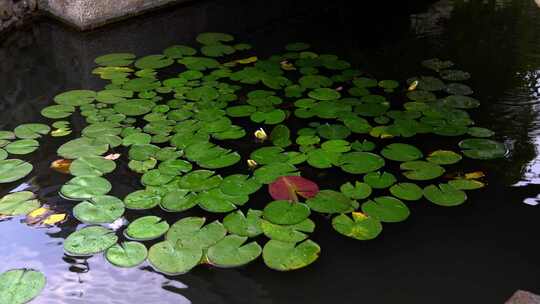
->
[0,32,507,297]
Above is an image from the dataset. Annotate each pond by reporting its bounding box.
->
[1,0,540,303]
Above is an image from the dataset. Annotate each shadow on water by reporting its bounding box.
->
[1,0,540,303]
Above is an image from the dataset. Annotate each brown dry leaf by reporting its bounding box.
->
[464,171,485,179]
[50,159,72,174]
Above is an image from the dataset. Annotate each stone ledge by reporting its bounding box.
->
[37,0,191,30]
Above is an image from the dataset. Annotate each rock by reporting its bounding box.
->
[0,0,14,20]
[506,290,540,304]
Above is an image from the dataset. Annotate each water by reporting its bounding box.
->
[1,0,540,303]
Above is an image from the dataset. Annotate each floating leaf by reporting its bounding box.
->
[206,235,262,268]
[423,183,467,206]
[148,241,202,275]
[361,196,410,223]
[95,53,135,66]
[270,125,291,147]
[262,239,320,271]
[253,163,299,184]
[332,213,382,240]
[389,183,423,201]
[5,139,39,155]
[60,176,112,200]
[223,209,263,238]
[363,171,396,189]
[0,159,33,183]
[0,269,46,304]
[263,200,311,225]
[381,143,423,162]
[73,195,125,224]
[54,90,96,106]
[426,150,462,165]
[340,182,372,200]
[261,218,315,243]
[220,174,262,196]
[105,242,148,268]
[14,124,50,139]
[401,161,445,181]
[306,190,357,214]
[448,179,485,190]
[42,213,67,225]
[125,216,169,241]
[64,226,118,256]
[57,138,109,159]
[134,55,174,69]
[269,176,319,202]
[458,138,506,160]
[41,104,75,119]
[69,156,116,176]
[124,190,161,210]
[339,152,385,174]
[166,217,226,250]
[0,191,39,216]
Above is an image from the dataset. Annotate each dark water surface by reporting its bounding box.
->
[1,0,540,303]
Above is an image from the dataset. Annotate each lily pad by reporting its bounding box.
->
[0,269,46,304]
[5,139,39,155]
[332,213,382,240]
[105,242,148,268]
[0,159,33,183]
[261,218,315,243]
[381,143,423,162]
[73,195,125,224]
[254,163,299,184]
[179,170,222,192]
[124,190,161,210]
[166,217,226,250]
[339,152,385,174]
[41,104,75,119]
[125,216,170,241]
[308,88,341,101]
[134,55,174,69]
[148,241,202,275]
[114,99,155,116]
[64,226,118,256]
[306,190,357,214]
[69,156,116,176]
[95,53,135,66]
[363,171,396,189]
[263,200,311,225]
[423,183,467,206]
[0,191,39,216]
[262,239,320,271]
[448,179,485,190]
[57,138,109,159]
[223,209,263,238]
[269,176,319,201]
[14,124,50,139]
[207,235,262,268]
[361,196,410,223]
[340,181,372,200]
[401,161,445,181]
[458,138,506,159]
[54,90,96,106]
[60,176,112,200]
[220,174,262,196]
[389,183,423,201]
[426,150,462,165]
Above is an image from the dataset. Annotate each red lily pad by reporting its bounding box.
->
[269,176,319,202]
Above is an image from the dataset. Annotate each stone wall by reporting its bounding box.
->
[0,0,36,32]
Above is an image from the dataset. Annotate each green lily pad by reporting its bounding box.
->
[448,179,485,190]
[262,239,320,271]
[316,124,351,139]
[207,235,262,268]
[0,269,46,304]
[0,191,39,216]
[270,124,291,148]
[467,127,495,138]
[306,190,357,214]
[179,170,222,192]
[4,139,38,155]
[401,161,445,181]
[160,189,198,212]
[122,132,152,146]
[250,109,286,125]
[332,213,382,240]
[166,217,226,250]
[124,190,161,210]
[389,183,423,201]
[73,195,125,224]
[381,143,423,162]
[125,216,170,241]
[69,156,116,176]
[197,188,247,213]
[423,183,467,206]
[339,152,385,174]
[263,200,311,225]
[114,99,155,116]
[306,149,341,169]
[201,44,236,57]
[95,53,135,66]
[60,176,112,200]
[14,124,50,139]
[261,219,315,243]
[96,89,133,104]
[254,163,299,184]
[441,95,480,109]
[57,138,109,159]
[197,32,234,45]
[458,138,506,159]
[178,56,220,71]
[223,209,263,238]
[148,240,202,275]
[340,181,372,200]
[308,88,341,101]
[361,196,410,223]
[163,45,197,58]
[220,174,262,196]
[141,169,175,186]
[158,159,192,176]
[105,242,148,268]
[134,55,174,69]
[0,159,33,183]
[299,75,333,89]
[363,171,396,189]
[41,104,75,119]
[54,90,96,106]
[426,150,462,165]
[128,144,160,161]
[64,226,118,256]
